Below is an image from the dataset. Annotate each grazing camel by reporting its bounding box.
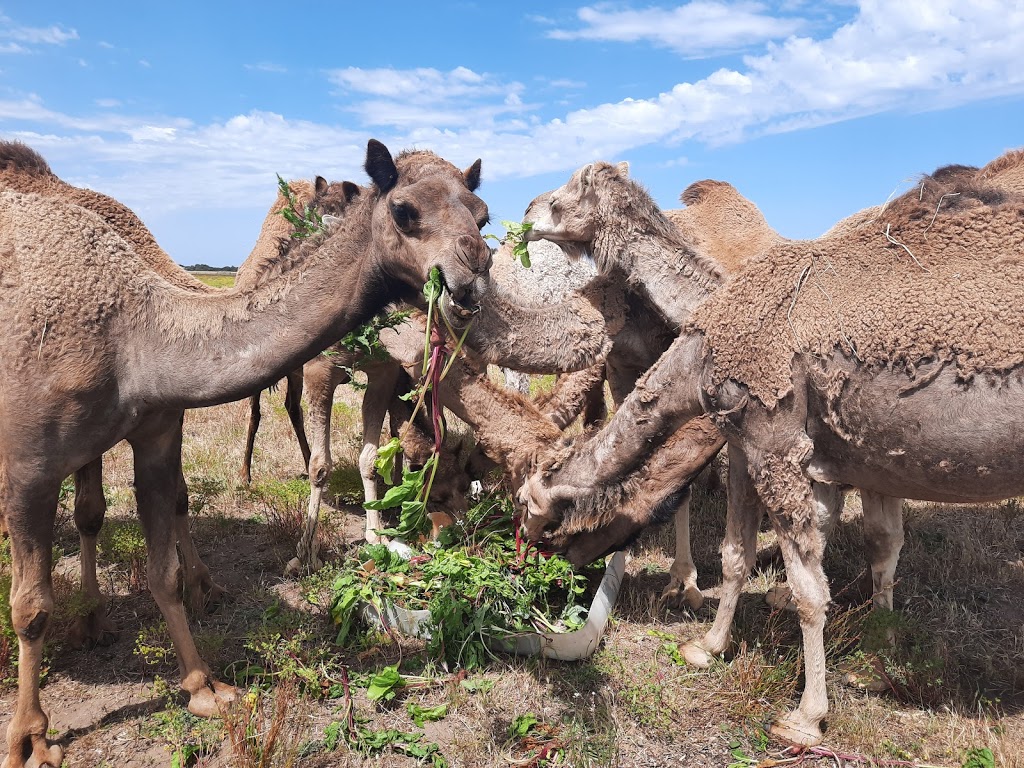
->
[0,139,492,768]
[521,156,1024,746]
[519,165,770,608]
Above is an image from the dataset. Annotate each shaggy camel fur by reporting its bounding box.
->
[0,139,491,768]
[523,155,1024,746]
[0,141,228,648]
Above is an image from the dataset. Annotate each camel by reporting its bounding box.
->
[520,154,1024,746]
[0,138,495,768]
[517,165,769,608]
[238,193,617,573]
[0,141,234,647]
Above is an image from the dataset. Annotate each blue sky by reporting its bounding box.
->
[2,1,1023,267]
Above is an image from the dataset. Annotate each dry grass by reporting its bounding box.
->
[1,383,1023,767]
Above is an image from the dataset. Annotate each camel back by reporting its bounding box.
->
[0,140,209,293]
[689,165,1024,408]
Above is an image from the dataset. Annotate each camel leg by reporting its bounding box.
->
[175,463,227,614]
[861,491,904,613]
[68,458,117,648]
[359,362,402,543]
[3,481,64,768]
[660,490,703,610]
[128,415,236,717]
[767,480,842,748]
[283,370,312,470]
[682,445,763,665]
[287,358,340,575]
[765,491,844,612]
[240,393,261,485]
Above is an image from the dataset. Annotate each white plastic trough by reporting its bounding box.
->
[364,543,626,661]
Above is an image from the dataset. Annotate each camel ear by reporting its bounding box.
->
[464,158,482,191]
[314,176,328,195]
[365,139,398,193]
[579,163,595,188]
[616,161,629,177]
[342,181,360,203]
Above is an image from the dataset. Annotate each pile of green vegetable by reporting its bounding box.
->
[329,494,599,670]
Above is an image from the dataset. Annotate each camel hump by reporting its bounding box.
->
[979,148,1024,178]
[680,179,734,207]
[0,140,54,178]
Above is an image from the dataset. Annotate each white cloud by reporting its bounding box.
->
[5,1,1024,218]
[549,1,805,57]
[328,65,530,129]
[0,13,77,50]
[95,98,122,108]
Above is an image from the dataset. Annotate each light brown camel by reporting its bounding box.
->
[0,141,228,647]
[519,165,768,608]
[521,155,1024,746]
[0,139,492,768]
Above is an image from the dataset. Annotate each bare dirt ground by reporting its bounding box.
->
[2,379,1024,767]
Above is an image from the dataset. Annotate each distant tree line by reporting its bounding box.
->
[180,263,238,272]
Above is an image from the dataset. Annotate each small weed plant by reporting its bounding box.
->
[98,519,148,591]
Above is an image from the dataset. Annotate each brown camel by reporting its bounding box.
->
[0,141,230,647]
[0,139,491,768]
[521,154,1024,746]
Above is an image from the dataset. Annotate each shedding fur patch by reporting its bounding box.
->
[689,162,1024,408]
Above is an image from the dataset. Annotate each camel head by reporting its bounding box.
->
[364,139,491,315]
[521,160,631,262]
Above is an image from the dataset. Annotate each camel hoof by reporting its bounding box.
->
[659,583,705,611]
[68,610,118,649]
[840,656,890,693]
[283,556,321,577]
[187,680,239,718]
[186,579,228,614]
[0,737,63,768]
[765,584,797,612]
[770,711,824,747]
[680,641,715,668]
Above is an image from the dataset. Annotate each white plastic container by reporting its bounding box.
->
[364,549,626,661]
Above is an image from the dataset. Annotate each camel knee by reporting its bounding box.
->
[11,586,53,641]
[308,455,331,488]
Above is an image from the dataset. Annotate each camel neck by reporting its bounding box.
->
[596,227,722,326]
[126,211,404,409]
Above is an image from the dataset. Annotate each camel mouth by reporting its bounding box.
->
[438,284,480,329]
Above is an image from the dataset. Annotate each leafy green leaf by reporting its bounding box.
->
[962,747,996,768]
[367,664,405,703]
[406,702,448,727]
[500,220,534,268]
[423,265,443,303]
[511,712,540,738]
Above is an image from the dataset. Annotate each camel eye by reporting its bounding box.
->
[390,201,419,232]
[476,213,490,230]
